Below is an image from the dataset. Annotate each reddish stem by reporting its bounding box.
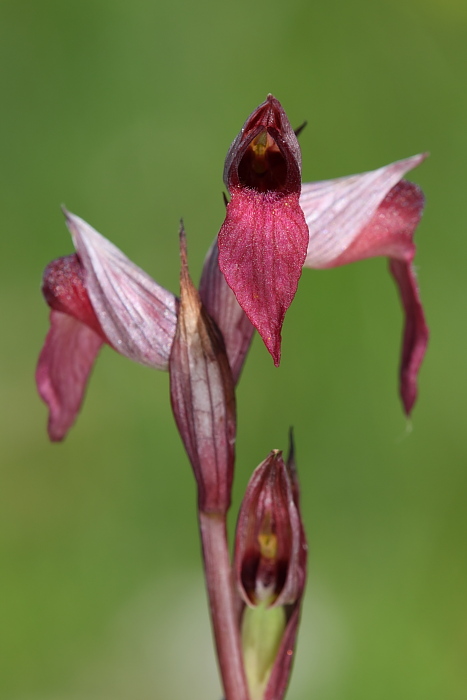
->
[199,511,249,700]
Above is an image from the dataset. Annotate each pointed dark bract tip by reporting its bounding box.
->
[294,121,307,138]
[178,219,186,242]
[178,221,189,272]
[287,427,295,463]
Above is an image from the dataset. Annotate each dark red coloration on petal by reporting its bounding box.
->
[37,255,108,440]
[199,241,254,384]
[389,258,428,414]
[169,229,236,515]
[42,254,107,340]
[219,190,308,365]
[36,311,103,441]
[219,95,309,365]
[330,180,424,265]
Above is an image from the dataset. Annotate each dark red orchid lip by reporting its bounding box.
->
[219,95,308,365]
[236,95,288,149]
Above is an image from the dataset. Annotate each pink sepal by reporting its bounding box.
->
[301,158,428,414]
[301,154,427,268]
[64,210,177,370]
[36,310,104,441]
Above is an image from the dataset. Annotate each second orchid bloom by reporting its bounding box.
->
[219,94,428,413]
[235,442,307,700]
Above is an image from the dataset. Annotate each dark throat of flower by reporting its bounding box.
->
[238,129,287,193]
[242,511,288,606]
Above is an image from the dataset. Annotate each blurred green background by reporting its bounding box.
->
[1,0,466,698]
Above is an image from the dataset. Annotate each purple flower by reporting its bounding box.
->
[218,95,428,413]
[234,440,307,700]
[219,95,309,368]
[36,211,252,441]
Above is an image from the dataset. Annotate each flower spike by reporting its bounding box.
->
[218,95,309,365]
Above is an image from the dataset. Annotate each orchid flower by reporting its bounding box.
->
[235,434,307,700]
[218,95,428,413]
[36,211,253,441]
[36,95,430,700]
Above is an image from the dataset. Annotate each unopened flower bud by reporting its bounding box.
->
[169,226,236,515]
[234,439,307,700]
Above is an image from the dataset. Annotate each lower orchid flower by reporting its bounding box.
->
[218,94,428,413]
[234,434,307,700]
[36,211,253,441]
